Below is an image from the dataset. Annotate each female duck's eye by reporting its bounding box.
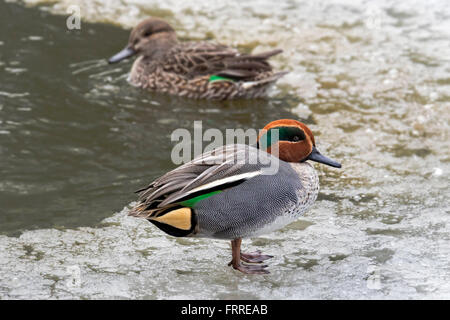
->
[143,31,152,37]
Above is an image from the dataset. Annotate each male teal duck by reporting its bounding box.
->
[108,18,287,100]
[129,119,341,274]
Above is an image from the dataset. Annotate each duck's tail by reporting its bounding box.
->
[249,49,284,60]
[241,71,289,90]
[128,202,148,217]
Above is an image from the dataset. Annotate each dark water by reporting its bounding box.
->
[0,1,298,234]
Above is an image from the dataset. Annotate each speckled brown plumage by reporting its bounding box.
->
[109,18,287,100]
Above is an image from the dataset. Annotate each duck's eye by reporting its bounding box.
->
[143,31,152,37]
[292,135,300,142]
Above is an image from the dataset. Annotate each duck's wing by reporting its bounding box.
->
[130,144,272,218]
[162,42,283,80]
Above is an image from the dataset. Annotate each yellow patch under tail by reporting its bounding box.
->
[151,207,192,231]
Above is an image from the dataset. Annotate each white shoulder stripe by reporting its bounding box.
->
[186,171,262,195]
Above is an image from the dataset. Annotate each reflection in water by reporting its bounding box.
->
[0,0,449,299]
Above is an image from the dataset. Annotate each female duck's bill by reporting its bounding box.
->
[108,47,135,64]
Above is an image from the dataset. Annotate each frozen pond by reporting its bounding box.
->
[0,0,449,299]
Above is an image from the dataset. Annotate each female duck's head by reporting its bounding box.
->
[258,119,341,168]
[108,17,177,64]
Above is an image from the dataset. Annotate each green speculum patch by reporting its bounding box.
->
[209,75,235,83]
[178,190,222,207]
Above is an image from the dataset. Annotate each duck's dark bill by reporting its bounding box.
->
[108,47,136,64]
[307,147,341,168]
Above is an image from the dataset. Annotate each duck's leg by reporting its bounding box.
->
[228,238,270,274]
[240,250,273,264]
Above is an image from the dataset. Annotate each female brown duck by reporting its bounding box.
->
[108,17,287,100]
